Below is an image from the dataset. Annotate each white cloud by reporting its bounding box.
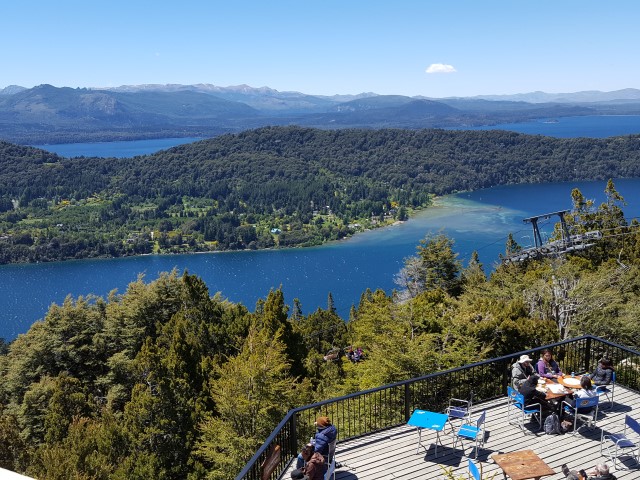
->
[425,63,457,74]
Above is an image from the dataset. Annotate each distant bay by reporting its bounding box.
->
[29,115,640,159]
[1,178,639,341]
[447,115,640,138]
[32,137,204,158]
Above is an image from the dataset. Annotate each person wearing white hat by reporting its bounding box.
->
[511,354,535,390]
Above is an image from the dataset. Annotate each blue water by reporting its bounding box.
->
[1,178,639,341]
[448,115,640,138]
[32,137,204,158]
[30,115,640,160]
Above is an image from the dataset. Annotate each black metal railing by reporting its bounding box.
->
[236,335,640,480]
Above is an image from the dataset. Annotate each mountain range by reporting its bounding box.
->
[1,84,639,144]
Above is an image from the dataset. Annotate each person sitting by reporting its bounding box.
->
[518,374,548,410]
[536,348,563,379]
[588,357,614,386]
[511,354,535,390]
[291,444,325,480]
[296,416,337,468]
[562,462,616,480]
[353,347,363,362]
[565,375,598,413]
[345,346,355,362]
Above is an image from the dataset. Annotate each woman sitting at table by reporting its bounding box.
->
[588,357,614,386]
[536,348,563,379]
[565,375,598,413]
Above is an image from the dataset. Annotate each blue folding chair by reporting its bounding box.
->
[454,410,486,459]
[595,371,616,410]
[468,458,481,480]
[507,386,542,433]
[562,395,599,435]
[600,415,640,470]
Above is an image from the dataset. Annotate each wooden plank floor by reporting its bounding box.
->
[283,385,640,480]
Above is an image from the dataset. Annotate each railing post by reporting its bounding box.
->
[585,336,592,373]
[404,383,411,422]
[290,413,298,457]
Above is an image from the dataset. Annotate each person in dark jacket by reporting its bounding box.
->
[518,374,556,415]
[518,375,546,406]
[296,416,338,468]
[291,444,325,480]
[589,357,614,386]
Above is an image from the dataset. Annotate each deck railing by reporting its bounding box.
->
[235,335,640,480]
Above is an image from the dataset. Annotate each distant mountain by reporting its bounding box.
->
[0,85,26,95]
[0,84,638,144]
[467,88,640,104]
[104,83,358,114]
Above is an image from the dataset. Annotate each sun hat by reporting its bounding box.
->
[518,354,533,363]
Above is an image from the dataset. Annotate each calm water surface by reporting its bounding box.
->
[32,137,204,158]
[2,178,639,340]
[30,115,640,160]
[448,115,640,138]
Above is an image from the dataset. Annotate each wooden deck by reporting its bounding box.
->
[283,385,639,479]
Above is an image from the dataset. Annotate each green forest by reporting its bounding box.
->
[1,180,639,479]
[1,126,640,264]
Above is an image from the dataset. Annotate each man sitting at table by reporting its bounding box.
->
[518,375,550,411]
[511,354,535,390]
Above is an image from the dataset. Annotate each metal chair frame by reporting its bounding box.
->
[453,410,486,459]
[445,397,473,433]
[562,395,599,435]
[595,370,616,410]
[507,386,542,433]
[600,414,640,470]
[323,438,337,480]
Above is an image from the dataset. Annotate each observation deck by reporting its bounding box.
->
[237,336,640,480]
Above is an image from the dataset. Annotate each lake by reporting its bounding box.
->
[32,137,204,158]
[1,177,639,341]
[31,115,640,159]
[448,115,640,138]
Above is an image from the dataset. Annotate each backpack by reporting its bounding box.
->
[544,413,562,435]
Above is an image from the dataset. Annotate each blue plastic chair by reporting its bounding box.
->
[595,371,616,409]
[600,415,640,470]
[454,410,486,459]
[468,458,481,480]
[507,386,542,433]
[562,395,599,435]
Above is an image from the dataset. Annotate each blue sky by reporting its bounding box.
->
[1,0,638,98]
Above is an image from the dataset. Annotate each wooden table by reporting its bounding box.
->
[542,378,572,400]
[559,375,583,390]
[492,449,556,480]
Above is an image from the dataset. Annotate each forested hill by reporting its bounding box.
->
[1,127,640,264]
